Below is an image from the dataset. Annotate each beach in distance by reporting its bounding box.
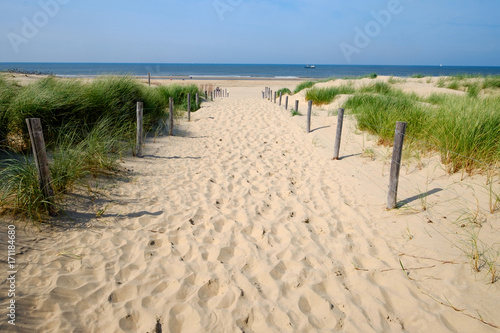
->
[0,72,499,332]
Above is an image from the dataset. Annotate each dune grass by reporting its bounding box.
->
[276,88,292,96]
[345,84,500,173]
[0,76,201,221]
[0,75,21,143]
[293,81,316,94]
[305,84,356,105]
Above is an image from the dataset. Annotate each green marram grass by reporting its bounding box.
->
[276,88,292,96]
[0,75,201,221]
[305,84,355,105]
[345,85,500,173]
[293,81,316,94]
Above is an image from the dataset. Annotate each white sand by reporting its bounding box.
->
[0,78,499,332]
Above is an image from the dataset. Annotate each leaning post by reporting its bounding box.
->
[26,118,57,216]
[387,121,408,209]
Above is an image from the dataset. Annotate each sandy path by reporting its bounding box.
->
[1,90,499,332]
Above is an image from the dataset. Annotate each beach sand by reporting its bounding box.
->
[0,77,499,332]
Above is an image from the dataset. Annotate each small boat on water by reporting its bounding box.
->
[305,65,316,69]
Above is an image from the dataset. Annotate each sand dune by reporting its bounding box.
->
[1,80,499,332]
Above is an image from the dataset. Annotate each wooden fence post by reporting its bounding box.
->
[211,91,213,101]
[205,91,207,99]
[306,100,313,133]
[332,108,345,160]
[187,93,191,122]
[279,92,282,106]
[294,100,299,112]
[25,118,57,216]
[169,97,174,136]
[274,91,277,103]
[387,121,408,209]
[148,73,151,86]
[262,91,265,99]
[136,102,144,157]
[285,96,289,110]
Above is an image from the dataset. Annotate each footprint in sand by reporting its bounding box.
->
[298,292,345,330]
[217,247,234,263]
[197,279,220,302]
[169,303,202,332]
[176,274,198,301]
[270,261,287,280]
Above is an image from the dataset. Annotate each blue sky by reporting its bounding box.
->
[0,0,499,66]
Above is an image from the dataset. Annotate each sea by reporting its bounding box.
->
[1,63,500,79]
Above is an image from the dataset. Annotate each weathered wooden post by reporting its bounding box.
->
[274,91,277,103]
[205,91,207,99]
[148,73,151,86]
[332,108,345,160]
[270,90,272,101]
[225,89,227,97]
[211,91,213,101]
[136,102,144,157]
[262,91,265,99]
[25,118,57,216]
[285,96,289,110]
[279,92,282,106]
[306,100,313,133]
[187,93,191,122]
[294,100,299,113]
[387,121,408,209]
[169,97,174,136]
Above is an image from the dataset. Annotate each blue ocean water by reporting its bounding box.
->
[1,63,500,79]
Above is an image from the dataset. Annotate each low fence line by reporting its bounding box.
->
[262,88,499,213]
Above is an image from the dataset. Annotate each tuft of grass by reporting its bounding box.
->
[359,81,393,95]
[482,76,500,89]
[290,108,301,117]
[276,88,292,96]
[293,81,316,94]
[411,74,425,78]
[446,80,460,90]
[0,75,21,143]
[466,82,481,98]
[305,84,355,105]
[0,156,53,221]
